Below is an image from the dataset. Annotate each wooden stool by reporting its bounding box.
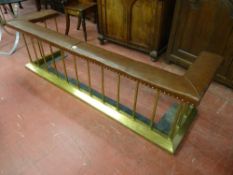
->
[64,2,97,42]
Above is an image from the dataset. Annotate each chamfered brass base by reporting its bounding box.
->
[25,61,197,154]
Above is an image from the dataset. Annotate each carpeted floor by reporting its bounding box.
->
[0,1,233,175]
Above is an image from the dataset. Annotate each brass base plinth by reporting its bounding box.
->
[25,54,197,154]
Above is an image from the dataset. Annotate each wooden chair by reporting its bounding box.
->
[64,0,97,41]
[2,2,23,14]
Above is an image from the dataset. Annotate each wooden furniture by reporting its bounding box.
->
[35,0,66,12]
[2,3,23,14]
[7,11,223,153]
[167,0,233,88]
[97,0,175,60]
[0,0,24,15]
[0,0,26,56]
[35,0,49,11]
[35,0,41,11]
[64,1,97,41]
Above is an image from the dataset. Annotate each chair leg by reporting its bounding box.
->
[8,4,14,15]
[45,0,48,9]
[18,2,23,9]
[65,13,70,35]
[3,5,7,14]
[77,15,82,30]
[35,0,41,11]
[81,13,87,42]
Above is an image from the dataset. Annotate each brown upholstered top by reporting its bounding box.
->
[8,20,82,51]
[6,10,223,106]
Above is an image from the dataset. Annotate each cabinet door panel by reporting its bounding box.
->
[98,0,175,57]
[209,3,233,77]
[129,0,156,48]
[167,0,233,87]
[219,25,233,80]
[105,0,126,40]
[225,50,233,84]
[173,0,219,62]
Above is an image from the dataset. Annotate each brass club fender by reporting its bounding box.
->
[5,10,223,154]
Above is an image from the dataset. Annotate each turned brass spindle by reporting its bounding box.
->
[101,65,105,102]
[49,44,58,75]
[169,104,184,138]
[22,34,33,62]
[187,104,194,116]
[87,59,92,94]
[36,40,44,63]
[132,81,139,118]
[54,17,59,32]
[177,104,189,127]
[30,37,40,64]
[150,90,160,128]
[61,51,69,82]
[73,55,80,88]
[38,40,48,70]
[116,74,121,110]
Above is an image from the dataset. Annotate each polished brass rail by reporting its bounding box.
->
[5,10,223,154]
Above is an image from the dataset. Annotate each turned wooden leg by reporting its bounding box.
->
[65,13,70,35]
[98,34,105,45]
[77,15,81,30]
[18,2,23,9]
[45,4,48,9]
[81,13,87,42]
[35,0,41,11]
[3,5,7,14]
[150,50,159,62]
[8,3,14,15]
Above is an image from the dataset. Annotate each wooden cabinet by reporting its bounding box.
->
[167,0,233,88]
[97,0,175,60]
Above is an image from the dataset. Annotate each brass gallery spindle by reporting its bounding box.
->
[30,37,40,64]
[61,51,69,82]
[116,74,121,110]
[169,104,184,138]
[177,104,189,127]
[132,81,139,118]
[73,55,80,88]
[87,59,92,95]
[36,40,44,63]
[22,34,33,62]
[101,65,105,102]
[186,104,194,116]
[37,40,48,70]
[54,17,59,32]
[150,90,160,128]
[49,44,58,75]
